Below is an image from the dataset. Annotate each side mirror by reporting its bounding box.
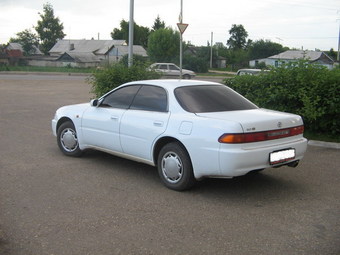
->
[90,99,98,107]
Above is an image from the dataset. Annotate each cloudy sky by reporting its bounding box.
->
[0,0,339,50]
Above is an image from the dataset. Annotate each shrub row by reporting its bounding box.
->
[224,61,340,135]
[88,62,160,97]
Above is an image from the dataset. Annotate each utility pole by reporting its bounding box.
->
[210,32,213,69]
[177,0,188,79]
[337,19,340,62]
[337,12,340,62]
[128,0,134,67]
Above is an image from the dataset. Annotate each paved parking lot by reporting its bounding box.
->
[0,74,339,255]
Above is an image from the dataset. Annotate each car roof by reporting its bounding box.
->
[122,79,221,91]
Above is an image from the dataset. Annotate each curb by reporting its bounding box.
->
[308,140,340,149]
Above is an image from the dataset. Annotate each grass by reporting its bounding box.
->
[0,65,95,73]
[197,72,235,77]
[1,66,236,76]
[1,66,237,79]
[304,130,340,143]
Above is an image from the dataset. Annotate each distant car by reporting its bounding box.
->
[236,69,268,76]
[149,63,196,79]
[52,79,307,191]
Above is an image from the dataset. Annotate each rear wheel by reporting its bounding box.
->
[57,121,82,157]
[157,142,195,191]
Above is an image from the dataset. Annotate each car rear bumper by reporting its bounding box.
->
[217,137,308,177]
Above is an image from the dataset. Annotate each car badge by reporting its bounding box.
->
[277,122,282,128]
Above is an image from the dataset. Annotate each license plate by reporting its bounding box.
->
[270,149,295,165]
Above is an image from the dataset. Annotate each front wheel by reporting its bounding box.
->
[57,121,82,157]
[157,142,195,191]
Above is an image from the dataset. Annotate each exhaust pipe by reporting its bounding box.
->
[287,160,299,168]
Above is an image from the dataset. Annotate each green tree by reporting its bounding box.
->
[147,28,180,62]
[152,15,166,31]
[225,48,249,70]
[111,20,150,48]
[119,54,149,67]
[248,39,287,60]
[9,29,39,56]
[327,48,337,61]
[183,54,208,73]
[111,20,128,41]
[227,24,249,50]
[35,3,66,55]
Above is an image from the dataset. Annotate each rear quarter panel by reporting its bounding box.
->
[161,112,244,179]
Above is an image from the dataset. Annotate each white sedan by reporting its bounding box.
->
[52,80,308,191]
[149,63,196,79]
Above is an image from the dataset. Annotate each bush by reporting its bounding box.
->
[0,64,10,71]
[88,63,161,97]
[224,61,340,135]
[183,55,208,73]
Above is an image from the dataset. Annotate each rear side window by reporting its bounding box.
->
[169,65,179,71]
[175,85,258,113]
[130,85,168,112]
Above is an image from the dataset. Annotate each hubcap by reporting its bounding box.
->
[60,128,78,152]
[161,152,183,183]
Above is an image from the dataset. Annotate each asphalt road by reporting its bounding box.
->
[0,74,339,255]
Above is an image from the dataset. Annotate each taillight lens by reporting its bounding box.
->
[219,125,304,144]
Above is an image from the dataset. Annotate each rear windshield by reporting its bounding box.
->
[174,85,258,113]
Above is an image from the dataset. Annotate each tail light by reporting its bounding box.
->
[218,125,304,144]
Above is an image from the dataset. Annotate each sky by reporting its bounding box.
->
[0,0,339,51]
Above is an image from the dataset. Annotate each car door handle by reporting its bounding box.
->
[110,115,119,120]
[153,121,164,127]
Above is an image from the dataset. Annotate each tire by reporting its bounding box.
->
[157,142,195,191]
[183,74,191,79]
[57,121,82,157]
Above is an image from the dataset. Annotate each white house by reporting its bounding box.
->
[6,42,43,56]
[47,39,147,67]
[49,39,126,57]
[110,45,148,62]
[249,50,334,70]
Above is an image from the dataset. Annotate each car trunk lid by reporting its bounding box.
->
[196,109,303,133]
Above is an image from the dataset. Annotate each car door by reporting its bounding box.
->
[81,85,141,152]
[119,85,170,161]
[168,64,181,77]
[158,64,168,76]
